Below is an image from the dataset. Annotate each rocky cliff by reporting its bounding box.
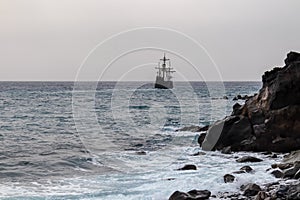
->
[201,52,300,152]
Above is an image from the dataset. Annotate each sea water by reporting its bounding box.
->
[0,81,280,199]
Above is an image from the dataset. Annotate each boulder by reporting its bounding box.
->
[271,170,283,178]
[200,52,300,152]
[236,156,263,163]
[177,164,197,171]
[283,162,300,178]
[240,166,253,173]
[241,183,262,197]
[224,174,235,183]
[169,189,211,200]
[202,116,253,151]
[255,191,269,200]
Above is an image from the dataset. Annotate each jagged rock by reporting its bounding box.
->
[177,125,209,132]
[177,164,197,171]
[240,166,253,173]
[241,183,262,197]
[202,116,253,151]
[200,52,300,153]
[283,150,300,164]
[232,103,242,115]
[271,170,283,178]
[287,183,300,199]
[224,174,235,183]
[255,191,269,200]
[169,189,211,200]
[284,51,300,66]
[236,156,263,163]
[283,162,300,178]
[272,163,294,170]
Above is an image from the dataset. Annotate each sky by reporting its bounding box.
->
[0,0,300,81]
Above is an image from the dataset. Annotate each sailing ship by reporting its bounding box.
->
[154,54,175,89]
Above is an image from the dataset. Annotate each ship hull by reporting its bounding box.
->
[154,76,173,89]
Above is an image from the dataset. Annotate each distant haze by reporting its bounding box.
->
[0,0,300,81]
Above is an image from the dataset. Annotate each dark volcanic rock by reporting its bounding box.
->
[241,183,261,197]
[271,170,283,178]
[221,146,232,154]
[177,164,197,171]
[198,133,207,147]
[224,174,235,183]
[287,183,300,199]
[240,166,253,173]
[236,156,263,163]
[200,52,300,152]
[283,162,300,178]
[202,116,253,151]
[177,125,209,132]
[169,189,211,200]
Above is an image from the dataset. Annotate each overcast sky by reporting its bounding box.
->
[0,0,299,81]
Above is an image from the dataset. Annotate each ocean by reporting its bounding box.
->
[0,81,281,199]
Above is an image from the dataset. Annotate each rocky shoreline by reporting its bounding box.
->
[169,52,300,199]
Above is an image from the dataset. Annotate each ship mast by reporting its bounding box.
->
[155,53,175,89]
[156,53,174,81]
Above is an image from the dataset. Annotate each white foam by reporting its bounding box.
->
[0,146,281,199]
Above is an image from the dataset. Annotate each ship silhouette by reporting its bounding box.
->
[154,54,175,89]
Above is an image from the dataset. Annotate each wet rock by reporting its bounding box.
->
[169,189,211,200]
[294,169,300,179]
[166,178,176,181]
[279,163,294,170]
[271,154,278,158]
[221,146,232,154]
[232,170,246,174]
[255,191,269,200]
[271,170,283,178]
[224,174,235,183]
[283,150,300,164]
[283,162,300,178]
[187,190,211,199]
[236,156,263,163]
[287,183,300,199]
[177,125,209,132]
[240,166,253,173]
[276,185,289,198]
[241,183,262,197]
[191,151,206,156]
[232,103,242,115]
[136,151,146,155]
[177,164,197,171]
[202,116,253,151]
[198,133,207,147]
